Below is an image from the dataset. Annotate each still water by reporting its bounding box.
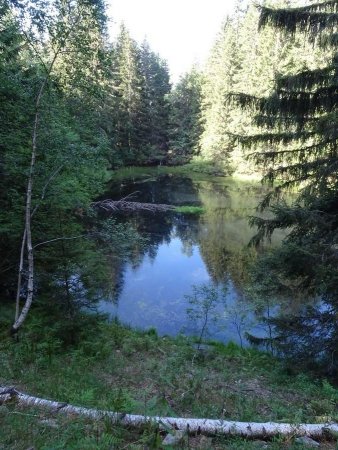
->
[99,171,282,344]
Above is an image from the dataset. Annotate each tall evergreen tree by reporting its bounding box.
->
[107,25,148,165]
[140,40,171,159]
[236,0,338,371]
[168,66,204,161]
[198,0,322,175]
[103,33,171,167]
[199,17,241,169]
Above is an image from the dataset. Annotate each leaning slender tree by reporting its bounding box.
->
[10,0,107,334]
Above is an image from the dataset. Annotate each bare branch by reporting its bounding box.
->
[31,164,64,218]
[33,234,88,250]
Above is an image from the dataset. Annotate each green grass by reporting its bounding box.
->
[1,408,336,450]
[1,320,338,448]
[108,161,230,184]
[174,205,205,215]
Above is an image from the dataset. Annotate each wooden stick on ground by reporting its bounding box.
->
[1,386,337,439]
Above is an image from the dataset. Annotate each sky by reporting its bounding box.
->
[106,0,240,82]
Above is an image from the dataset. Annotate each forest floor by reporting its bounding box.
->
[0,320,337,449]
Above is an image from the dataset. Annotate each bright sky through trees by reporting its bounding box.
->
[107,0,241,82]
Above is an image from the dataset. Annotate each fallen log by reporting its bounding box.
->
[92,192,175,213]
[1,386,337,439]
[92,198,175,213]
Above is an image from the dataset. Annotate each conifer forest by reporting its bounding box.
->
[1,1,338,448]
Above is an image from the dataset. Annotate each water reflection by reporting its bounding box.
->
[99,174,274,343]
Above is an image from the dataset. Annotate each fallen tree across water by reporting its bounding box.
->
[1,386,337,439]
[92,199,175,213]
[92,193,175,213]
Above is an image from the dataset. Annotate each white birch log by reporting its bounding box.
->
[0,386,337,438]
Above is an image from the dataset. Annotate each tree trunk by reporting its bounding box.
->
[12,51,60,334]
[1,386,337,439]
[15,228,26,323]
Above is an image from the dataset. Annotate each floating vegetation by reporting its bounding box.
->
[174,206,205,215]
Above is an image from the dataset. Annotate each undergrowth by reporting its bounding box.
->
[0,315,337,449]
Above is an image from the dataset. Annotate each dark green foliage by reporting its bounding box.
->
[102,28,171,167]
[197,1,309,176]
[168,67,204,162]
[235,0,338,374]
[259,3,338,36]
[0,1,172,329]
[140,40,171,159]
[199,16,241,168]
[0,4,36,289]
[0,0,110,321]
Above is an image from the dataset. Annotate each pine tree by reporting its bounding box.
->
[199,0,321,175]
[168,66,204,162]
[237,1,337,248]
[236,0,338,372]
[107,25,148,165]
[103,30,171,167]
[140,40,171,162]
[199,17,241,169]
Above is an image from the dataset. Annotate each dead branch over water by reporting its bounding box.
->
[92,193,175,213]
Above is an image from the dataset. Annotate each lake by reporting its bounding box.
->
[99,169,284,345]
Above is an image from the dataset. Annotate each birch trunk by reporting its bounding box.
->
[14,165,64,326]
[15,228,26,323]
[1,386,337,439]
[12,51,60,333]
[12,3,86,332]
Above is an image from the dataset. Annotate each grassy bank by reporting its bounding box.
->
[1,319,337,449]
[108,161,231,184]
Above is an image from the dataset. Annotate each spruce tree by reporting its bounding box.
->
[140,40,171,161]
[199,0,320,175]
[104,30,171,167]
[168,66,204,162]
[199,17,240,169]
[237,2,338,250]
[108,25,147,164]
[236,0,338,371]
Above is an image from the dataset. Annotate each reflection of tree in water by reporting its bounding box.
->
[196,182,261,285]
[105,255,126,302]
[102,175,201,301]
[173,216,200,257]
[268,301,338,374]
[111,174,200,206]
[246,245,338,375]
[101,174,338,373]
[104,176,265,298]
[107,174,200,244]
